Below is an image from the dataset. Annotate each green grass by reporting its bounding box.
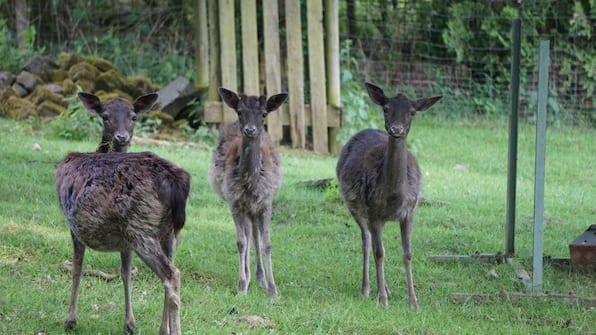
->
[0,116,594,334]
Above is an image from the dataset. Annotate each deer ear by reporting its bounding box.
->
[365,82,387,106]
[78,92,102,114]
[218,87,240,109]
[133,93,159,114]
[413,95,442,112]
[266,92,288,112]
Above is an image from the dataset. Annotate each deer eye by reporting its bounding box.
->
[131,115,137,121]
[262,113,268,118]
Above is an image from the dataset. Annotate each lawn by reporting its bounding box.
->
[0,116,594,334]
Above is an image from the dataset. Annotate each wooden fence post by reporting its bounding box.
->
[263,0,283,145]
[326,0,341,154]
[241,0,259,95]
[307,0,328,154]
[218,0,237,122]
[195,0,209,90]
[285,0,305,149]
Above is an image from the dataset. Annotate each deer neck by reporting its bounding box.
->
[383,136,409,197]
[239,136,262,176]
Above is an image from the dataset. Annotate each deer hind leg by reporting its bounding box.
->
[64,234,85,331]
[120,250,135,334]
[233,213,251,294]
[370,222,388,306]
[261,209,277,301]
[400,219,418,309]
[135,239,181,335]
[159,235,177,334]
[353,213,371,298]
[252,220,268,289]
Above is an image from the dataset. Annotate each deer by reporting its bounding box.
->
[336,82,442,308]
[208,87,288,301]
[55,150,190,335]
[77,91,158,153]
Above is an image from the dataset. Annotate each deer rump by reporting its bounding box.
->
[56,151,190,251]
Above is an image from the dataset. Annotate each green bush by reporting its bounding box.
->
[0,19,45,72]
[49,92,101,141]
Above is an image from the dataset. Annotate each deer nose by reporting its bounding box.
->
[114,133,130,143]
[243,126,257,137]
[388,125,405,137]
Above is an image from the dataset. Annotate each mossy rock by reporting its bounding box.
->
[56,52,84,71]
[4,96,37,119]
[28,86,67,107]
[0,87,17,104]
[61,79,77,96]
[37,100,67,118]
[49,68,68,83]
[68,62,100,82]
[94,90,133,102]
[124,76,159,97]
[96,69,124,92]
[74,79,95,93]
[148,110,175,126]
[90,58,117,73]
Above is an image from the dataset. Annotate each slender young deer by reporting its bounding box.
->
[336,82,441,308]
[56,151,190,335]
[77,91,158,153]
[209,87,288,301]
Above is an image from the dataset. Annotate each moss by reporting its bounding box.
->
[124,76,159,97]
[0,87,17,104]
[48,69,68,83]
[90,58,117,73]
[5,96,37,119]
[56,52,84,71]
[61,79,77,96]
[68,62,100,82]
[28,86,67,107]
[94,90,133,102]
[37,100,66,117]
[74,79,95,93]
[96,69,124,92]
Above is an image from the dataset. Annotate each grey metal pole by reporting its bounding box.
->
[505,18,521,257]
[532,40,550,293]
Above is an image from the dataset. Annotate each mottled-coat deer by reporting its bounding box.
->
[209,87,288,301]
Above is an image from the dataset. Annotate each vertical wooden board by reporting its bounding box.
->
[195,0,209,89]
[325,0,340,108]
[325,0,341,154]
[218,0,237,123]
[241,0,259,95]
[307,0,328,154]
[263,0,283,145]
[207,0,220,102]
[285,0,305,148]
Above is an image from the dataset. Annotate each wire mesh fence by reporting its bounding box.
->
[339,0,594,125]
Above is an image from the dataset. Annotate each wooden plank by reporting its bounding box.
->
[284,0,305,149]
[240,0,259,95]
[218,0,237,123]
[325,0,341,154]
[207,0,220,101]
[195,0,209,89]
[263,0,283,145]
[307,0,328,154]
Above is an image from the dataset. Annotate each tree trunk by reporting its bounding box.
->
[15,0,30,49]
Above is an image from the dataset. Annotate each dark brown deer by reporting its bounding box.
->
[336,82,441,308]
[77,92,158,153]
[208,87,288,301]
[56,151,190,334]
